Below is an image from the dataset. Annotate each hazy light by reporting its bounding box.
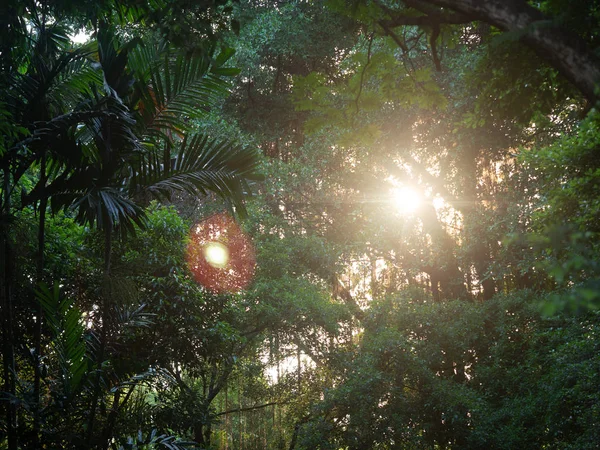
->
[433,196,445,211]
[203,242,229,269]
[70,30,90,44]
[392,187,421,214]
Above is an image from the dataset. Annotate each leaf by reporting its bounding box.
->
[71,187,146,232]
[213,47,236,68]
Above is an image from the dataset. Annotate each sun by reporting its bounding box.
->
[391,186,421,214]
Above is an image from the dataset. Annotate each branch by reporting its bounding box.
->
[215,401,285,417]
[170,368,193,394]
[295,340,328,370]
[380,15,462,27]
[380,9,471,28]
[207,361,234,404]
[378,20,409,53]
[414,0,600,102]
[430,23,442,71]
[376,0,461,70]
[402,0,472,23]
[376,0,600,101]
[333,276,364,320]
[374,0,471,25]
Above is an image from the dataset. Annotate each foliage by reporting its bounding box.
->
[0,1,260,449]
[114,429,196,450]
[3,0,600,449]
[295,292,600,449]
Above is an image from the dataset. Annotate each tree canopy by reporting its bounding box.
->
[1,0,599,449]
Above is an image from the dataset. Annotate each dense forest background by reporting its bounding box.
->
[1,0,599,449]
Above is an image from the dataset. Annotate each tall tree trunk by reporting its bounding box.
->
[238,374,243,450]
[1,167,17,450]
[203,421,212,448]
[194,423,206,447]
[297,342,301,393]
[288,424,299,450]
[101,389,122,450]
[429,269,441,302]
[225,383,229,450]
[370,254,378,298]
[33,153,47,449]
[87,222,113,448]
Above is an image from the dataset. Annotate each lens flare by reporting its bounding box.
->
[203,242,229,269]
[186,213,255,294]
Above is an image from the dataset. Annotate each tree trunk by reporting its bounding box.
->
[225,383,229,450]
[194,423,207,447]
[1,167,17,450]
[370,254,378,297]
[429,269,441,302]
[87,222,113,447]
[101,390,122,450]
[238,374,243,450]
[33,153,48,449]
[288,423,300,450]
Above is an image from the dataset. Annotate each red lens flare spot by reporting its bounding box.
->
[186,213,255,294]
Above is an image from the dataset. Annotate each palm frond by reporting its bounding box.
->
[12,105,131,152]
[87,95,141,166]
[130,133,261,210]
[71,186,146,233]
[97,24,142,99]
[36,283,88,401]
[114,303,155,332]
[46,54,103,110]
[30,22,72,54]
[130,46,232,140]
[111,0,168,28]
[7,47,97,121]
[115,429,197,450]
[12,100,138,193]
[112,367,175,392]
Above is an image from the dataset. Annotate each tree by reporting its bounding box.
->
[210,1,600,448]
[372,0,600,104]
[0,2,260,448]
[3,1,600,448]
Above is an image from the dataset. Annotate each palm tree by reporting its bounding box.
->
[2,16,260,449]
[1,16,106,448]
